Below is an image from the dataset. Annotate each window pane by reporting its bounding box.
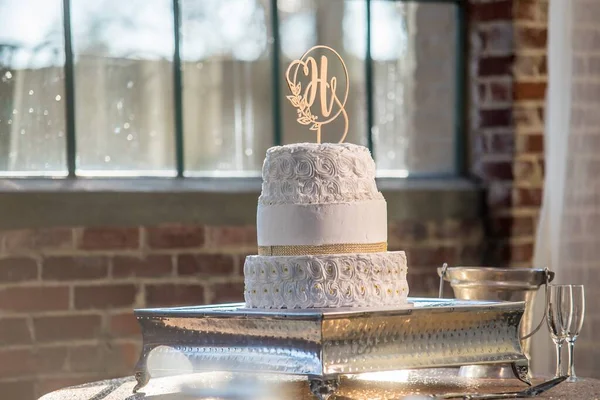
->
[72,0,176,176]
[182,0,272,176]
[279,0,368,146]
[0,0,66,176]
[371,1,457,176]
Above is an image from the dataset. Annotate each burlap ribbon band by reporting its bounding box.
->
[258,242,387,256]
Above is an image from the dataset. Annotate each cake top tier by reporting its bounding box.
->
[259,143,382,205]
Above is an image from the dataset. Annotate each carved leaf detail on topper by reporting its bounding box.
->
[284,46,349,143]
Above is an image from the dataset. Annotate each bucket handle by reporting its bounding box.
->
[520,267,554,341]
[438,263,448,299]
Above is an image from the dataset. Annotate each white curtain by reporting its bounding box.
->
[533,0,598,378]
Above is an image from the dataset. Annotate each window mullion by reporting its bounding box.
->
[62,0,77,177]
[270,0,283,146]
[173,0,185,177]
[365,0,374,153]
[454,0,467,176]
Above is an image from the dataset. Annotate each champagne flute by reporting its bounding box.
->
[546,285,570,378]
[565,285,585,382]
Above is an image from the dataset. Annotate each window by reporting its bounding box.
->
[0,0,464,179]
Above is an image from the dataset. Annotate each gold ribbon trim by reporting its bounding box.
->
[258,242,387,256]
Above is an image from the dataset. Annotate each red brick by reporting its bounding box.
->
[74,284,137,310]
[479,81,512,105]
[145,284,205,307]
[68,342,140,375]
[210,282,245,304]
[488,80,512,103]
[469,0,512,22]
[407,246,458,267]
[0,349,34,377]
[514,159,541,182]
[2,229,36,252]
[146,224,205,249]
[480,160,514,180]
[514,55,547,78]
[34,314,102,343]
[389,220,428,244]
[62,343,140,378]
[112,255,172,278]
[109,312,141,337]
[177,254,235,276]
[479,108,512,128]
[104,341,140,373]
[514,0,542,21]
[3,228,73,252]
[514,81,547,101]
[513,188,543,207]
[0,317,33,345]
[37,346,69,374]
[205,225,257,248]
[0,347,67,378]
[67,344,103,372]
[510,242,534,263]
[513,105,544,127]
[491,216,535,237]
[34,228,74,250]
[478,55,514,77]
[42,256,108,281]
[0,380,35,400]
[515,26,548,49]
[0,286,69,312]
[517,133,544,153]
[80,227,139,250]
[0,257,37,282]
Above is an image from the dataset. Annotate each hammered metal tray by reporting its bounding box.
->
[133,298,529,397]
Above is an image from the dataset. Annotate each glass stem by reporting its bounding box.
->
[555,341,563,377]
[568,340,575,378]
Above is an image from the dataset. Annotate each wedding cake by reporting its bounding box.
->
[244,142,409,309]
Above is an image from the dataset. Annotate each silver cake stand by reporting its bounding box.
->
[133,298,530,400]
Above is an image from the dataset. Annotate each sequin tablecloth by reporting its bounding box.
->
[39,369,600,400]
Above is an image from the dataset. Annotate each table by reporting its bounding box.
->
[39,369,600,399]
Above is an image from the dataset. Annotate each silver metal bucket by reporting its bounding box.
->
[438,266,554,379]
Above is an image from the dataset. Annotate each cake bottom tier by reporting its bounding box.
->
[244,251,408,309]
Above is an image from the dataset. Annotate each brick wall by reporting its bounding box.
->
[469,0,547,266]
[0,1,553,398]
[0,220,483,399]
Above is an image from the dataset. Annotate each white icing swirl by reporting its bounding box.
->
[294,153,316,179]
[259,143,382,205]
[244,251,408,309]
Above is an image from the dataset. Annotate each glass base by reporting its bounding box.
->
[567,375,582,383]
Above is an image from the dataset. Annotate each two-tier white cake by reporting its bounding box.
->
[244,142,409,309]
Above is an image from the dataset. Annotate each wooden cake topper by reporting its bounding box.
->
[285,45,349,144]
